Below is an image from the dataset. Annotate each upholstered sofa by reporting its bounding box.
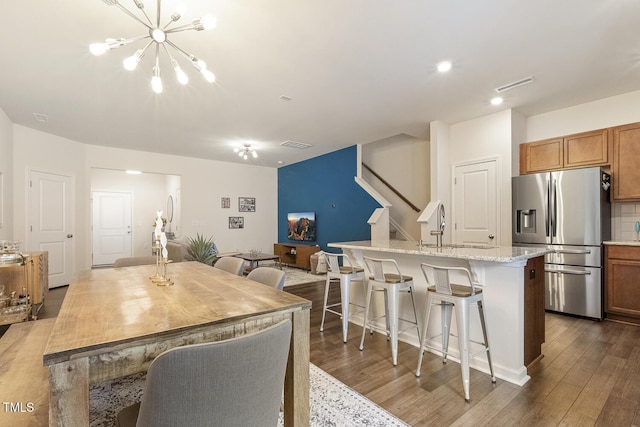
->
[166,240,190,262]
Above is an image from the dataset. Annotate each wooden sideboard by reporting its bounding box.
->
[274,243,321,270]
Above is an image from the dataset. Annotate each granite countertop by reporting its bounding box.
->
[603,241,640,246]
[328,240,551,263]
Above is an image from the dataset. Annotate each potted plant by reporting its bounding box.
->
[186,233,218,265]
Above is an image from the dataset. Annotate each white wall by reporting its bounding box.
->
[0,108,12,240]
[12,125,277,275]
[362,133,430,239]
[427,121,452,243]
[449,110,514,246]
[526,90,640,141]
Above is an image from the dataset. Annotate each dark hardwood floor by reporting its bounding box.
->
[286,280,640,427]
[19,280,640,426]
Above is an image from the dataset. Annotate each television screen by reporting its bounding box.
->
[287,212,316,241]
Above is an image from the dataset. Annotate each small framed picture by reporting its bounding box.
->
[221,197,231,208]
[238,197,256,212]
[229,216,244,229]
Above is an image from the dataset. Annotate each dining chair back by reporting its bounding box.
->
[213,256,245,276]
[116,319,292,427]
[247,267,286,290]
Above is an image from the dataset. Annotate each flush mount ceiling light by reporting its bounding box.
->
[234,144,258,160]
[89,0,216,94]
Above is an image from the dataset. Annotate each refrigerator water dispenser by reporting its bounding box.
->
[516,209,536,234]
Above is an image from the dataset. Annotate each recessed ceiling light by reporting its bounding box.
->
[436,61,452,73]
[491,97,504,106]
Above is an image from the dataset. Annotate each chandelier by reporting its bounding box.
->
[234,144,258,160]
[89,0,216,94]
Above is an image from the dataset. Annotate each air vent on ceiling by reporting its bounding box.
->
[494,76,534,93]
[33,113,48,123]
[281,140,312,149]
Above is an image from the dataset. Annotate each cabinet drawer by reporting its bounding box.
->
[606,245,640,260]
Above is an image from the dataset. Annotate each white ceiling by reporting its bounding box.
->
[1,0,639,168]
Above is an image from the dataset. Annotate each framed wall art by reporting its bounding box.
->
[238,197,255,212]
[221,197,231,208]
[229,216,244,229]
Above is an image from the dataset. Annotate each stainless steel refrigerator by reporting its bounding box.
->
[512,167,611,320]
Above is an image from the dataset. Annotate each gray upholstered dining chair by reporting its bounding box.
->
[213,256,245,276]
[116,319,292,427]
[246,266,286,290]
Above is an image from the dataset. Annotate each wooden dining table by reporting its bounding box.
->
[43,261,311,426]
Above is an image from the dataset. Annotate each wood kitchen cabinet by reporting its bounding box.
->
[520,137,563,174]
[520,128,609,175]
[605,244,640,324]
[274,243,320,270]
[612,122,640,201]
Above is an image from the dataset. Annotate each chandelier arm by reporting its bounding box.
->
[120,34,152,46]
[165,24,197,34]
[161,43,179,65]
[115,2,153,30]
[164,39,191,59]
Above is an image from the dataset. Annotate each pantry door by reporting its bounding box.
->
[453,159,498,246]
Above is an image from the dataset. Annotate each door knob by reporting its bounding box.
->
[488,234,495,239]
[67,234,73,238]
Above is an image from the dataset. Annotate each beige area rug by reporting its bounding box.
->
[89,363,409,427]
[282,265,326,287]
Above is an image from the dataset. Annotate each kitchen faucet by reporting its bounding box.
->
[430,202,445,248]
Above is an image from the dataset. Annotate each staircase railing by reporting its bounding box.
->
[362,163,421,213]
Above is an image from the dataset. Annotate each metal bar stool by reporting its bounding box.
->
[359,256,420,366]
[416,262,496,401]
[320,252,365,343]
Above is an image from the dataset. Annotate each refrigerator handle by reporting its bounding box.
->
[550,178,557,237]
[545,178,551,237]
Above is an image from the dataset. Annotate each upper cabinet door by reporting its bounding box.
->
[612,122,640,201]
[563,128,609,168]
[520,138,563,175]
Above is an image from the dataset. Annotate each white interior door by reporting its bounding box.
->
[92,191,132,266]
[454,160,498,245]
[29,170,75,289]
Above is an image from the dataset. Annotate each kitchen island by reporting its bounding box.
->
[328,240,550,386]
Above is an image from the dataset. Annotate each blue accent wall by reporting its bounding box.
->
[278,146,380,252]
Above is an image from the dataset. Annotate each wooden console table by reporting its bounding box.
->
[274,243,320,270]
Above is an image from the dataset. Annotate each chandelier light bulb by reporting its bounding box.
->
[201,68,215,83]
[151,67,163,93]
[252,150,258,158]
[89,43,109,56]
[171,60,189,84]
[194,15,216,31]
[123,49,145,71]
